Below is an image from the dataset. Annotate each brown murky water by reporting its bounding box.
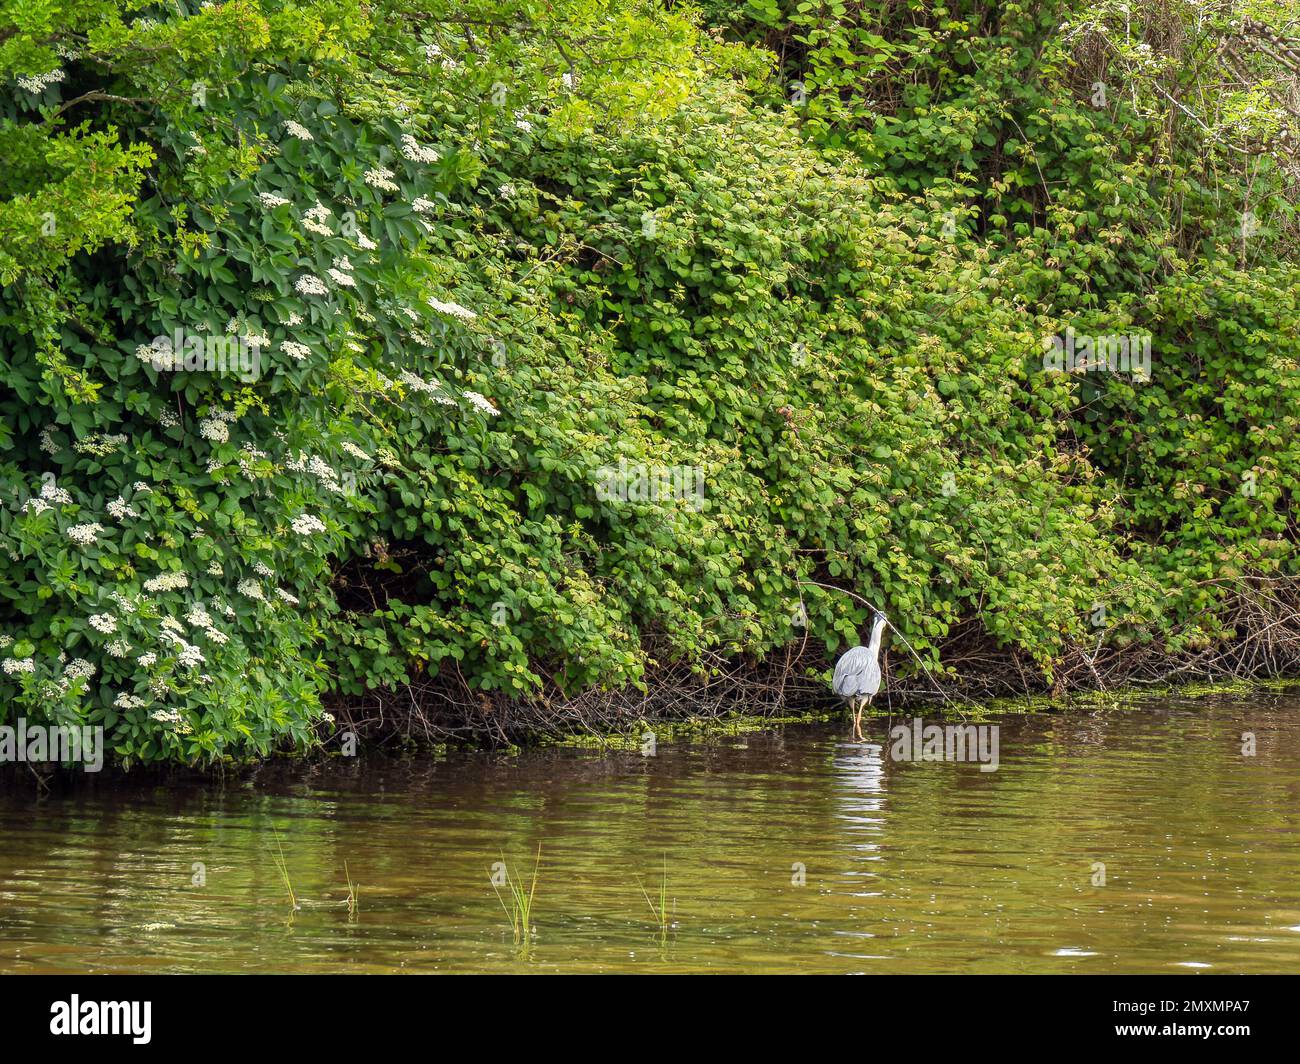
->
[2,693,1299,973]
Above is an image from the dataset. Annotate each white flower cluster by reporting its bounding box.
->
[75,433,128,457]
[283,120,313,141]
[237,579,265,601]
[64,658,96,680]
[67,523,104,546]
[355,231,377,251]
[412,197,436,216]
[259,192,291,209]
[364,166,399,192]
[23,480,72,514]
[429,297,476,320]
[328,256,357,288]
[107,496,138,521]
[89,613,118,634]
[303,201,333,236]
[295,274,329,297]
[2,657,35,675]
[115,693,148,709]
[17,68,65,94]
[160,620,206,669]
[111,591,139,614]
[308,455,345,494]
[291,513,327,536]
[185,603,213,629]
[275,588,300,607]
[107,639,133,658]
[280,340,311,362]
[150,708,194,735]
[399,370,456,405]
[463,390,501,416]
[400,134,439,163]
[137,652,158,667]
[143,571,189,593]
[199,417,229,443]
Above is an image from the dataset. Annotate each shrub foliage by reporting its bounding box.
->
[2,0,1298,764]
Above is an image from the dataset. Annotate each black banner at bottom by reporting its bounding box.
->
[0,974,1289,1051]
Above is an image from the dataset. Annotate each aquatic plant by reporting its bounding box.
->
[491,845,541,945]
[635,853,672,939]
[344,860,359,917]
[270,828,299,912]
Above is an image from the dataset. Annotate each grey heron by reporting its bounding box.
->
[833,611,887,741]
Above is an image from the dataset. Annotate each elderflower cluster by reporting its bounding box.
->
[259,192,290,209]
[283,120,313,141]
[2,657,35,675]
[428,297,476,320]
[107,496,138,521]
[328,257,357,288]
[75,433,128,457]
[88,613,118,634]
[295,274,329,297]
[463,390,501,416]
[290,514,327,536]
[17,69,65,94]
[63,659,96,680]
[280,340,311,362]
[399,134,439,163]
[364,166,399,192]
[399,370,456,405]
[302,201,333,236]
[67,523,104,546]
[199,418,229,443]
[143,572,189,593]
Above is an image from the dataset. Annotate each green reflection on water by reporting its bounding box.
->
[2,693,1299,973]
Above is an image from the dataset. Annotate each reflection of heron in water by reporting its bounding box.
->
[832,611,887,741]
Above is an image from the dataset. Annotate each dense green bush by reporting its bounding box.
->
[2,0,1298,765]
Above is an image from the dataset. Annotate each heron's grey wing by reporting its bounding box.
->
[833,647,871,697]
[861,656,883,698]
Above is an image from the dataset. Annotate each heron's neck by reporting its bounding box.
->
[867,618,887,654]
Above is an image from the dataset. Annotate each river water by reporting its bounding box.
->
[2,692,1298,973]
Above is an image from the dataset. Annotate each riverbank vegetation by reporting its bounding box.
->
[2,1,1299,765]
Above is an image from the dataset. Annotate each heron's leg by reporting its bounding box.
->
[853,698,864,741]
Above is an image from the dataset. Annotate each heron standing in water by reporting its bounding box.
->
[833,611,888,741]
